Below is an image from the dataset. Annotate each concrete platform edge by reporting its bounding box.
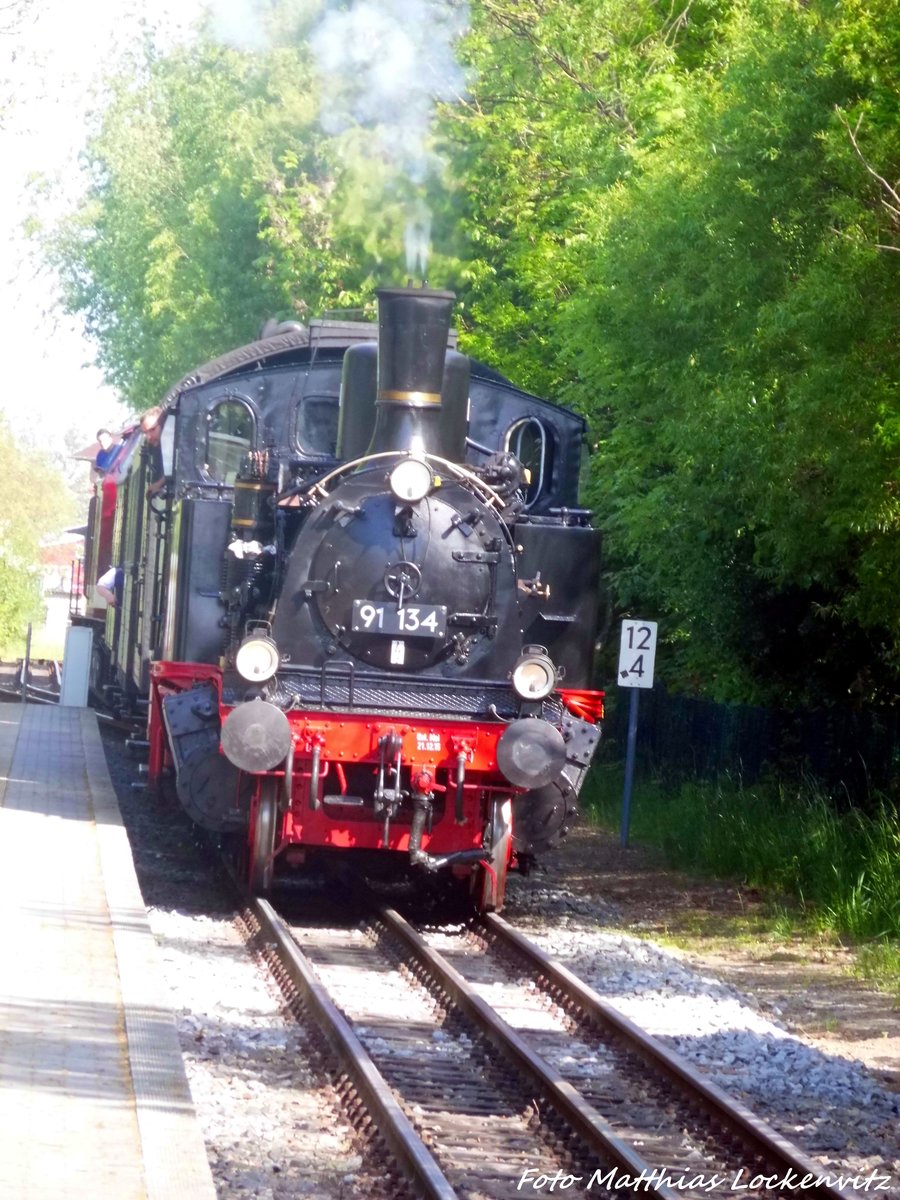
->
[0,704,23,808]
[78,708,217,1200]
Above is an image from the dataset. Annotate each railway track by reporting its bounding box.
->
[0,658,61,704]
[0,659,139,733]
[241,897,849,1200]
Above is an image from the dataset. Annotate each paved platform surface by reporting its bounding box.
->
[0,703,216,1199]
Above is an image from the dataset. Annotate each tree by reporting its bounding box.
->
[445,0,900,705]
[0,417,75,647]
[570,0,899,704]
[0,0,36,125]
[44,38,323,407]
[43,11,466,409]
[440,0,736,393]
[40,0,900,704]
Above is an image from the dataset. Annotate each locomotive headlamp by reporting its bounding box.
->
[389,457,434,503]
[235,633,280,683]
[511,649,557,701]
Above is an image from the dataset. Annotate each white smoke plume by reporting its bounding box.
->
[311,0,468,179]
[404,196,432,279]
[310,0,470,276]
[206,0,270,51]
[202,0,469,177]
[202,0,470,277]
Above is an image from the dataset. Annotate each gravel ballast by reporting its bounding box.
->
[102,728,899,1197]
[503,875,899,1191]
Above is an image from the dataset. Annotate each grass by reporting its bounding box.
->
[0,628,66,661]
[586,763,900,993]
[855,940,900,995]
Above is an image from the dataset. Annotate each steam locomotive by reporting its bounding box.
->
[81,287,603,910]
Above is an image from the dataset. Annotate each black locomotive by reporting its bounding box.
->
[82,286,603,909]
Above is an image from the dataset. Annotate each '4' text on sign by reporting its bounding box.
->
[617,621,658,689]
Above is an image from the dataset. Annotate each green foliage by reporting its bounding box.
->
[43,25,461,409]
[577,3,899,703]
[446,0,900,705]
[46,38,321,406]
[40,0,900,704]
[855,941,900,998]
[443,0,738,390]
[588,766,900,941]
[0,419,75,647]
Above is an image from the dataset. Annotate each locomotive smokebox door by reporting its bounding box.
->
[306,481,503,672]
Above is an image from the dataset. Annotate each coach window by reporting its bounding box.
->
[293,394,339,456]
[206,399,255,484]
[505,417,554,507]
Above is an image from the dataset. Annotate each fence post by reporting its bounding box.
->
[22,622,32,704]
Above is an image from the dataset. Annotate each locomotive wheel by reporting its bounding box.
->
[475,798,512,912]
[248,779,279,897]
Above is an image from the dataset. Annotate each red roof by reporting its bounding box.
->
[40,541,83,567]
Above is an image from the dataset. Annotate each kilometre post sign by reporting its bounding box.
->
[617,620,658,689]
[617,618,657,846]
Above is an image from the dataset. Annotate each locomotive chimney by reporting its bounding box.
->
[366,286,456,458]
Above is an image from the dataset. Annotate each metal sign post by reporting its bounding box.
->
[617,619,658,847]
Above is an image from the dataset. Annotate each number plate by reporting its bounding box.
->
[352,601,447,637]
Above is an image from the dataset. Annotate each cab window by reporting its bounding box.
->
[206,400,255,484]
[293,394,339,456]
[505,417,554,507]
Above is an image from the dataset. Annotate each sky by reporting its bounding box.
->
[0,0,207,460]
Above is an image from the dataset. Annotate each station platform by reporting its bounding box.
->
[0,703,216,1199]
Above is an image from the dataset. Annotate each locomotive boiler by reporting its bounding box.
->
[85,285,603,910]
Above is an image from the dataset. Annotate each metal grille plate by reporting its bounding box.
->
[267,667,519,719]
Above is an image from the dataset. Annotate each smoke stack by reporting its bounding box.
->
[366,286,456,457]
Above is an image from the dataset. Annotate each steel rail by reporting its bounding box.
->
[27,659,61,702]
[377,904,681,1200]
[23,685,60,704]
[0,659,60,705]
[249,898,457,1200]
[0,683,57,705]
[483,912,849,1200]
